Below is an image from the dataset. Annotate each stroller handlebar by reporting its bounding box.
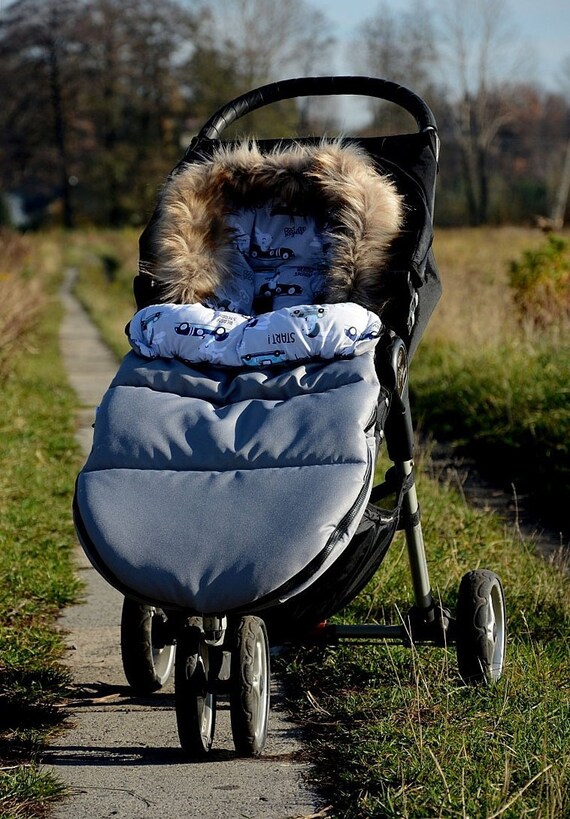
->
[195,76,437,141]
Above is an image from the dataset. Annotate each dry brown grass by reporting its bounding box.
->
[0,230,47,378]
[0,229,67,380]
[428,226,552,346]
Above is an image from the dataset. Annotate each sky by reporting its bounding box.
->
[311,0,569,88]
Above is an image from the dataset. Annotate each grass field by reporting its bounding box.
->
[278,474,570,817]
[1,226,568,817]
[412,227,570,538]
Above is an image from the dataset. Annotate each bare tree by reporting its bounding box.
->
[436,0,525,224]
[550,55,570,228]
[349,0,439,132]
[201,0,333,86]
[353,0,438,93]
[192,0,335,132]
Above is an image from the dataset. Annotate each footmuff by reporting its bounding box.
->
[74,348,387,614]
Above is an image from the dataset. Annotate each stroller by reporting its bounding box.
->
[73,77,507,758]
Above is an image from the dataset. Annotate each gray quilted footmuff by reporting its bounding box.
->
[75,350,382,614]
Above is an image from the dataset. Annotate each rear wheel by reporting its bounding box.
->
[175,619,216,758]
[455,570,506,684]
[120,598,175,694]
[230,616,270,757]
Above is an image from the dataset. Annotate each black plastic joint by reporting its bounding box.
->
[406,603,453,646]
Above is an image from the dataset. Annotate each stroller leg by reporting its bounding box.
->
[382,341,450,643]
[384,357,434,613]
[395,452,451,644]
[397,458,434,613]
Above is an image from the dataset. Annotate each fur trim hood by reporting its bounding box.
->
[151,140,404,312]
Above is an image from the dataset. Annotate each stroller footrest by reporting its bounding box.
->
[320,623,408,642]
[311,606,453,646]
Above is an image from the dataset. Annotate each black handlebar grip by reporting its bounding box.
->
[195,76,437,141]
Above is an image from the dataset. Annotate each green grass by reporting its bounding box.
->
[0,766,65,819]
[410,336,570,534]
[0,236,82,817]
[278,472,570,817]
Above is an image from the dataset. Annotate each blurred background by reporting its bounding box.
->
[1,0,569,230]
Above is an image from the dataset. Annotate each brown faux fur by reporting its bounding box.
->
[152,140,404,312]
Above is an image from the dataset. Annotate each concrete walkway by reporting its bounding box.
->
[43,271,320,819]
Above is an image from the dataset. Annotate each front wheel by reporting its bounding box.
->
[455,570,506,684]
[229,616,270,757]
[175,620,216,758]
[120,598,175,694]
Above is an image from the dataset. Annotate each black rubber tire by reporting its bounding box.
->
[229,616,270,757]
[175,620,216,758]
[120,598,175,694]
[456,570,507,685]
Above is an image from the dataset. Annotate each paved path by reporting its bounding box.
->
[43,271,320,819]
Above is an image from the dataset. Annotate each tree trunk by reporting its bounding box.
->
[551,139,570,229]
[48,36,73,228]
[476,143,489,224]
[459,142,481,226]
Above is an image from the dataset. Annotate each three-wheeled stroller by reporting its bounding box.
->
[73,77,506,759]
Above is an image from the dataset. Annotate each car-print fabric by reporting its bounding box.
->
[221,202,330,311]
[128,301,382,367]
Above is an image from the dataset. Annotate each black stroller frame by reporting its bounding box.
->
[77,76,507,759]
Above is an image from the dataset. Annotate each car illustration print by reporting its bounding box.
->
[174,322,229,341]
[138,311,163,344]
[290,306,327,319]
[140,311,162,332]
[360,322,383,340]
[345,323,383,341]
[241,350,286,367]
[259,282,303,298]
[291,305,327,338]
[250,244,295,260]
